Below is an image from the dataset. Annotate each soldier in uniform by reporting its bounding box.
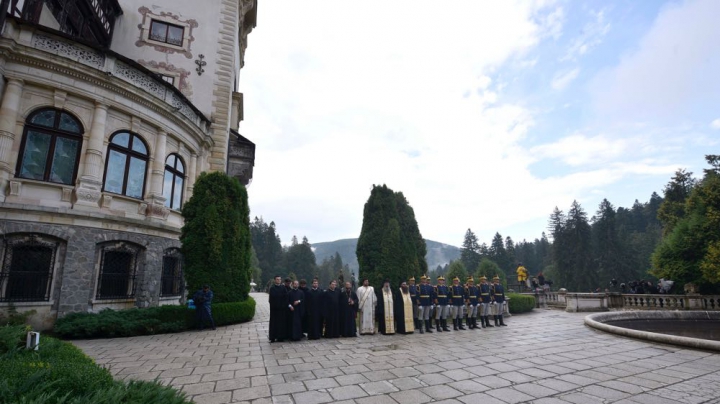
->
[491,275,508,326]
[418,275,434,333]
[408,276,420,332]
[450,276,466,330]
[479,276,494,328]
[465,276,480,329]
[434,276,451,332]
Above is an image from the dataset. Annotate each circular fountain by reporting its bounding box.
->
[585,311,720,351]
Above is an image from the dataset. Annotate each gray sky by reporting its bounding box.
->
[241,0,720,247]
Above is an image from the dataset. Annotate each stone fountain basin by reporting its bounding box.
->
[585,311,720,351]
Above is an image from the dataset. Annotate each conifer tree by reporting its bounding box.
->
[460,229,481,273]
[181,172,251,302]
[445,260,468,283]
[357,185,428,288]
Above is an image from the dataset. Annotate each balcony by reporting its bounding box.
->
[9,0,122,47]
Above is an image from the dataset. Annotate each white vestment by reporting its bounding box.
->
[357,286,377,334]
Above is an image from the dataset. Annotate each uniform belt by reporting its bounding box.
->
[420,295,430,298]
[437,295,447,298]
[452,295,463,298]
[481,293,489,296]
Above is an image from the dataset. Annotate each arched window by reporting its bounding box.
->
[1,234,59,302]
[162,154,185,210]
[103,132,149,199]
[16,108,83,185]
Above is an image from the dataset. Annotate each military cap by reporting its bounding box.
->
[452,276,460,282]
[479,276,487,281]
[420,274,427,280]
[409,276,415,281]
[437,275,445,281]
[493,275,500,281]
[467,276,474,282]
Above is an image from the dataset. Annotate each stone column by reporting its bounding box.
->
[74,102,107,208]
[186,152,197,203]
[145,128,169,219]
[0,78,24,202]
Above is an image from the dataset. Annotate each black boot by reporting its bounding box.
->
[436,319,442,332]
[424,320,432,333]
[486,316,494,327]
[499,315,507,326]
[458,317,466,330]
[453,318,458,330]
[418,319,424,334]
[468,317,473,329]
[443,319,451,332]
[471,317,477,329]
[494,315,499,326]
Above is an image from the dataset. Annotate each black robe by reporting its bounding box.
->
[323,288,341,338]
[339,288,358,337]
[376,288,395,335]
[268,284,289,342]
[299,286,310,334]
[285,285,293,335]
[288,288,305,341]
[306,288,323,340]
[394,289,414,334]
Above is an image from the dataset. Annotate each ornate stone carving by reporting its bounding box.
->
[169,93,197,122]
[147,203,170,220]
[32,34,105,68]
[114,62,166,99]
[74,188,101,205]
[138,202,148,215]
[137,60,192,97]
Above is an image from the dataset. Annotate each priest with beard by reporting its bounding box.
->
[395,281,415,334]
[323,280,341,338]
[339,281,358,337]
[306,278,324,340]
[268,275,289,342]
[288,280,305,341]
[376,279,396,335]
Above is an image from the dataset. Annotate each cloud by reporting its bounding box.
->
[712,119,720,129]
[531,134,628,167]
[551,68,580,90]
[562,8,611,61]
[590,0,720,121]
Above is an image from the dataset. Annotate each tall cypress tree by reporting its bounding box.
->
[357,185,428,288]
[181,172,251,302]
[460,228,481,272]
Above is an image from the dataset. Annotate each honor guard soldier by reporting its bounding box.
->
[408,276,420,331]
[466,276,480,329]
[479,276,493,328]
[492,275,508,326]
[418,275,434,333]
[434,276,451,332]
[450,276,466,330]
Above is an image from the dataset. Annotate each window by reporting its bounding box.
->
[16,108,83,185]
[161,249,183,296]
[160,75,175,86]
[1,234,59,302]
[149,20,184,46]
[96,242,141,300]
[162,154,185,210]
[103,132,149,199]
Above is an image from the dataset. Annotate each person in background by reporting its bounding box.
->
[299,279,310,337]
[357,279,377,335]
[323,280,341,338]
[193,284,216,331]
[491,276,507,327]
[305,278,324,340]
[339,281,359,337]
[377,279,395,335]
[288,280,305,341]
[268,275,289,342]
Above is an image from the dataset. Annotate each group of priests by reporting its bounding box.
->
[267,273,508,342]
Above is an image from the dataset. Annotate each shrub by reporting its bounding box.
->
[181,172,252,303]
[0,333,189,404]
[0,324,27,355]
[54,298,256,339]
[508,293,535,314]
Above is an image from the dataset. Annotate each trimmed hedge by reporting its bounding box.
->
[508,293,535,314]
[0,334,189,403]
[54,298,256,339]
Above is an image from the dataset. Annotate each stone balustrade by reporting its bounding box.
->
[520,290,720,313]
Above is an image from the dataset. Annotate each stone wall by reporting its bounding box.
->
[0,219,181,330]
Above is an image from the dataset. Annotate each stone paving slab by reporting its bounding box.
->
[73,293,720,403]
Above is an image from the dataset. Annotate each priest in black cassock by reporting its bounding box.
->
[288,280,305,341]
[268,275,289,342]
[376,279,396,335]
[323,280,341,338]
[339,281,359,338]
[299,279,310,336]
[306,278,323,340]
[394,281,416,334]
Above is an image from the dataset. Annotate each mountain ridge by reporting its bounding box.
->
[312,238,461,272]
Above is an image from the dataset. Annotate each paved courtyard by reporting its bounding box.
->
[74,293,720,404]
